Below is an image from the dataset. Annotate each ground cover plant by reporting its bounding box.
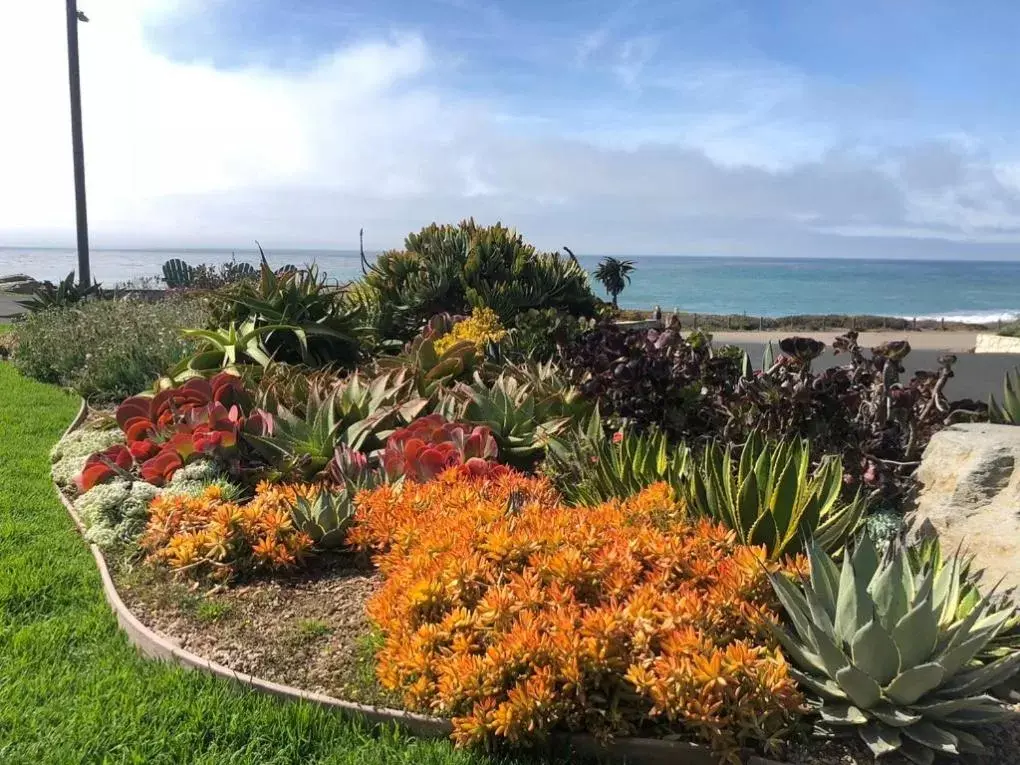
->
[351,472,803,762]
[0,363,539,765]
[12,295,209,401]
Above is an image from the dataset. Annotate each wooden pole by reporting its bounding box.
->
[66,0,91,286]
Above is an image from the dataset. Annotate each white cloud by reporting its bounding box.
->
[1,0,1019,257]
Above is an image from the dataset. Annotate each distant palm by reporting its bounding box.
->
[594,257,635,308]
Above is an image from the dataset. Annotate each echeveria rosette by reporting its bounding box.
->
[383,414,501,483]
[769,536,1020,764]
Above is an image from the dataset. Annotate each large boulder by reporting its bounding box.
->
[912,423,1020,594]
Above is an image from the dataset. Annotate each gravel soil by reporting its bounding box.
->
[111,551,400,707]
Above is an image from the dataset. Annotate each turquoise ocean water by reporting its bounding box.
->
[3,247,1020,322]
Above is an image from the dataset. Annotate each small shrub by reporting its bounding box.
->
[73,478,162,549]
[351,472,802,759]
[13,296,208,401]
[351,219,599,344]
[141,482,319,581]
[505,308,593,363]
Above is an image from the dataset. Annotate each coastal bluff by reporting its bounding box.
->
[912,422,1020,594]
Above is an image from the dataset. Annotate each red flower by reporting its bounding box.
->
[612,431,624,444]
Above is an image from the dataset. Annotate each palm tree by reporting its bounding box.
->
[594,257,635,308]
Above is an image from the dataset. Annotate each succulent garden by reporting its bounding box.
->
[6,219,1020,764]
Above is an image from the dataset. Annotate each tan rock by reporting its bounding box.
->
[912,423,1020,594]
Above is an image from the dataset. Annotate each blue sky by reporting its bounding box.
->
[1,0,1020,257]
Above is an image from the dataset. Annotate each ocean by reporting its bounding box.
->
[3,246,1020,322]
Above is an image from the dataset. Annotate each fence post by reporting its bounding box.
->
[940,317,945,331]
[912,317,917,331]
[759,315,764,331]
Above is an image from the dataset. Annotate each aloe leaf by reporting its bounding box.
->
[940,725,986,754]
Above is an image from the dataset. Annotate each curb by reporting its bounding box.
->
[54,403,786,765]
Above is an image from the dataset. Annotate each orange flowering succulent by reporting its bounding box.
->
[353,471,803,761]
[141,482,319,580]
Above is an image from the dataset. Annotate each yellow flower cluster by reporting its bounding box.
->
[351,471,802,760]
[434,307,507,355]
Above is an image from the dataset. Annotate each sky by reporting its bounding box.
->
[1,0,1020,258]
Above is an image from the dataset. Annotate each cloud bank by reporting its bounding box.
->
[1,0,1019,257]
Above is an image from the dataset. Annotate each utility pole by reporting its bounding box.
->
[65,0,91,286]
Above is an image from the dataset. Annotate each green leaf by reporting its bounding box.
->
[870,547,909,633]
[808,540,840,622]
[897,739,936,765]
[884,663,945,705]
[893,586,938,671]
[869,702,921,728]
[834,549,872,646]
[902,720,959,755]
[835,664,882,709]
[851,620,900,686]
[939,652,1020,697]
[768,624,828,675]
[858,721,902,756]
[819,701,867,726]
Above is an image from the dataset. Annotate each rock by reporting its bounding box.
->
[911,423,1020,594]
[0,274,42,294]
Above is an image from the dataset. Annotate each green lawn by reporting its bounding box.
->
[0,364,537,765]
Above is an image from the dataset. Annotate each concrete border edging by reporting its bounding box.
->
[54,402,784,765]
[975,333,1020,354]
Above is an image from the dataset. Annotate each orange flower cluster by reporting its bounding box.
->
[352,471,803,760]
[141,482,318,580]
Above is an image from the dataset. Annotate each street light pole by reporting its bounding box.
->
[65,0,91,286]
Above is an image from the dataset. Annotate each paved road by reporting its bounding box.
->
[730,342,1016,402]
[0,294,23,320]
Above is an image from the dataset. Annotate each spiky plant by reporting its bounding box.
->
[770,536,1020,764]
[543,409,689,505]
[684,431,865,560]
[989,367,1020,424]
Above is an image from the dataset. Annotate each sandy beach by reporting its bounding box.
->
[711,330,979,353]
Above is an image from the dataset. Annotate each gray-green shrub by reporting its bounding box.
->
[13,296,207,401]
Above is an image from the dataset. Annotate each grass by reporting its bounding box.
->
[0,363,553,765]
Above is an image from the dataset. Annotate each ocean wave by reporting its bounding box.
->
[897,310,1020,324]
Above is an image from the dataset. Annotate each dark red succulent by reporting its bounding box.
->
[383,414,500,483]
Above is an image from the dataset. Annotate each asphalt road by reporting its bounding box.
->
[730,342,1016,403]
[0,294,23,319]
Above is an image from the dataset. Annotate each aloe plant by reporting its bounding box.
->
[771,536,1020,763]
[683,431,865,559]
[169,319,295,380]
[989,367,1020,424]
[543,409,689,505]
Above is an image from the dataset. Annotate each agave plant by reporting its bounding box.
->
[18,271,102,311]
[770,536,1020,763]
[683,431,865,559]
[988,367,1020,424]
[439,371,589,470]
[245,388,343,480]
[543,409,689,505]
[209,255,367,368]
[910,536,1020,701]
[290,473,381,548]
